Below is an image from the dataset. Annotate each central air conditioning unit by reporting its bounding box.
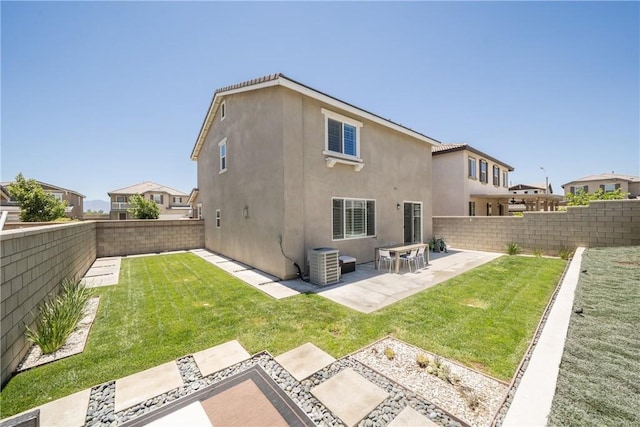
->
[308,247,340,286]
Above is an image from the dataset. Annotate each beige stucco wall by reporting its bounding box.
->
[198,87,289,279]
[432,150,467,215]
[0,222,97,387]
[433,199,640,253]
[197,85,434,279]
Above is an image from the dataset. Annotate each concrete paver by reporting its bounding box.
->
[311,368,388,426]
[81,257,121,288]
[388,406,438,427]
[115,361,184,412]
[38,388,91,427]
[275,343,336,381]
[502,247,585,426]
[146,402,212,427]
[192,340,251,377]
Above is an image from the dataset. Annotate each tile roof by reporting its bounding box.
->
[565,173,640,184]
[108,181,188,196]
[432,143,514,171]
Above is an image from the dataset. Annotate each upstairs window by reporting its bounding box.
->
[173,196,182,204]
[468,157,477,179]
[479,160,488,183]
[220,101,226,120]
[493,165,500,186]
[49,192,63,202]
[332,198,375,240]
[219,138,227,173]
[503,171,508,188]
[322,109,362,159]
[151,194,163,204]
[215,209,221,228]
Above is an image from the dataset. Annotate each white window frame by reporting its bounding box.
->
[151,194,163,204]
[218,137,228,174]
[493,165,500,187]
[215,209,221,228]
[331,197,376,241]
[220,100,226,121]
[479,159,488,184]
[321,108,364,171]
[503,171,508,188]
[468,157,477,179]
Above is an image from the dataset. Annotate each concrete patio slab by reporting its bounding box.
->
[192,340,251,377]
[388,406,438,427]
[502,247,585,427]
[282,249,502,313]
[115,361,183,412]
[81,257,121,288]
[146,402,212,427]
[275,343,336,381]
[311,368,388,426]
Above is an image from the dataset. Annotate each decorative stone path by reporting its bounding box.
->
[81,257,121,288]
[1,340,469,427]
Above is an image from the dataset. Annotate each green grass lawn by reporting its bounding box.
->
[0,253,566,417]
[547,246,640,427]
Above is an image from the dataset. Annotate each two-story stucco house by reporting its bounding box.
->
[191,73,440,280]
[108,181,190,220]
[562,173,640,198]
[431,143,514,216]
[1,180,85,221]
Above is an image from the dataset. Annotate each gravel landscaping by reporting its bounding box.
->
[353,337,508,427]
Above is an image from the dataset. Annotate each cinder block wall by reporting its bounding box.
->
[96,220,204,257]
[0,222,97,387]
[433,200,640,253]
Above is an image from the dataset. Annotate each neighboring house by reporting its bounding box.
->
[191,73,440,280]
[188,188,201,219]
[509,183,563,212]
[562,173,640,199]
[0,180,85,221]
[431,143,514,216]
[108,181,190,220]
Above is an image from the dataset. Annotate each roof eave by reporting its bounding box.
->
[190,74,441,160]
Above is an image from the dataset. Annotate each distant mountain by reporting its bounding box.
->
[84,200,110,213]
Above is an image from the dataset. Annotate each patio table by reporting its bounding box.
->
[375,243,429,273]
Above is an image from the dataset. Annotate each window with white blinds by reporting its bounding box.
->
[332,198,375,240]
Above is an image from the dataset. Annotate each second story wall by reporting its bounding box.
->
[432,150,467,215]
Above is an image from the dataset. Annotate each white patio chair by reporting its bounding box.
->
[378,249,393,273]
[417,246,427,269]
[400,249,419,273]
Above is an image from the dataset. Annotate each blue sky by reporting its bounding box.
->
[2,1,638,201]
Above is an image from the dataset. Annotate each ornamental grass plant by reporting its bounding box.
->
[25,278,94,354]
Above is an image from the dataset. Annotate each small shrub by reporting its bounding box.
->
[25,278,94,354]
[533,248,544,257]
[416,353,430,368]
[460,386,481,411]
[506,242,521,255]
[383,346,395,360]
[557,246,573,260]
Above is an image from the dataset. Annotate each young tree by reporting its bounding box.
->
[7,173,67,222]
[128,193,160,219]
[566,188,626,206]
